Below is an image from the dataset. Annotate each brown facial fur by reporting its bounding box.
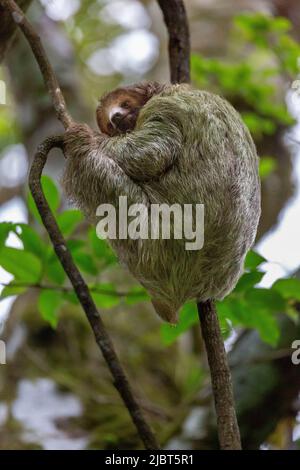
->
[96,81,165,137]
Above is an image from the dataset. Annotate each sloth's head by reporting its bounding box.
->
[96,81,164,137]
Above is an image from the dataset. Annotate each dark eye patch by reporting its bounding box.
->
[121,101,130,108]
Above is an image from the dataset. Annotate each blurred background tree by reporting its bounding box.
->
[0,0,300,450]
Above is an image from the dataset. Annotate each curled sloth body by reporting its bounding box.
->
[63,82,261,323]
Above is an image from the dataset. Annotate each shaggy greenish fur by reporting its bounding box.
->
[63,83,261,323]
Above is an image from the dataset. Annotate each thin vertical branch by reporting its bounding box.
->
[198,301,241,449]
[157,0,190,84]
[157,0,242,450]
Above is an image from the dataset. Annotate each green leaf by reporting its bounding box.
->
[0,283,27,299]
[88,228,117,265]
[234,13,291,41]
[0,113,18,148]
[62,290,79,305]
[38,289,63,328]
[0,247,42,283]
[28,175,60,222]
[276,36,300,75]
[73,252,98,275]
[271,17,291,34]
[45,254,66,285]
[160,303,198,346]
[249,310,280,346]
[0,222,14,248]
[14,224,47,258]
[217,296,280,346]
[125,285,149,305]
[66,239,85,253]
[92,284,120,308]
[234,271,265,293]
[242,113,276,137]
[272,278,300,301]
[244,251,266,270]
[259,156,277,180]
[57,210,83,237]
[217,297,250,325]
[244,288,286,312]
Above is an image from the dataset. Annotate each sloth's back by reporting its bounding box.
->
[133,87,261,314]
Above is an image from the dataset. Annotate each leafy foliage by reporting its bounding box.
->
[1,247,42,284]
[192,13,299,140]
[161,303,198,346]
[0,176,122,328]
[38,289,63,328]
[259,156,278,180]
[161,250,299,348]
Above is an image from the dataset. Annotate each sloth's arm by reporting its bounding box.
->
[104,97,184,182]
[62,123,146,216]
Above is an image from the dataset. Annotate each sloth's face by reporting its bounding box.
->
[106,96,140,136]
[97,88,148,137]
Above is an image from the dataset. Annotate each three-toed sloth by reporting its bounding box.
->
[63,81,261,323]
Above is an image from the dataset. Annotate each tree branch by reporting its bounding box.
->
[157,0,190,84]
[2,0,73,129]
[0,0,32,62]
[198,301,241,449]
[28,135,159,450]
[157,0,241,450]
[0,281,146,298]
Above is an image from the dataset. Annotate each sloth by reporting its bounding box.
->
[62,81,261,323]
[96,81,165,136]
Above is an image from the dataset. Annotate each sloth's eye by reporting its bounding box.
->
[121,101,130,108]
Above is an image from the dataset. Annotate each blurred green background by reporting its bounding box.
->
[1,0,300,450]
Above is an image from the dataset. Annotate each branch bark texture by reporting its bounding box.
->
[0,0,31,62]
[157,0,190,84]
[198,301,241,449]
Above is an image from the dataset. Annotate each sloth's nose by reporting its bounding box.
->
[111,111,123,125]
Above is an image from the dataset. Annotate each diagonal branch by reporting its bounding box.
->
[2,0,72,129]
[0,0,32,62]
[29,136,159,450]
